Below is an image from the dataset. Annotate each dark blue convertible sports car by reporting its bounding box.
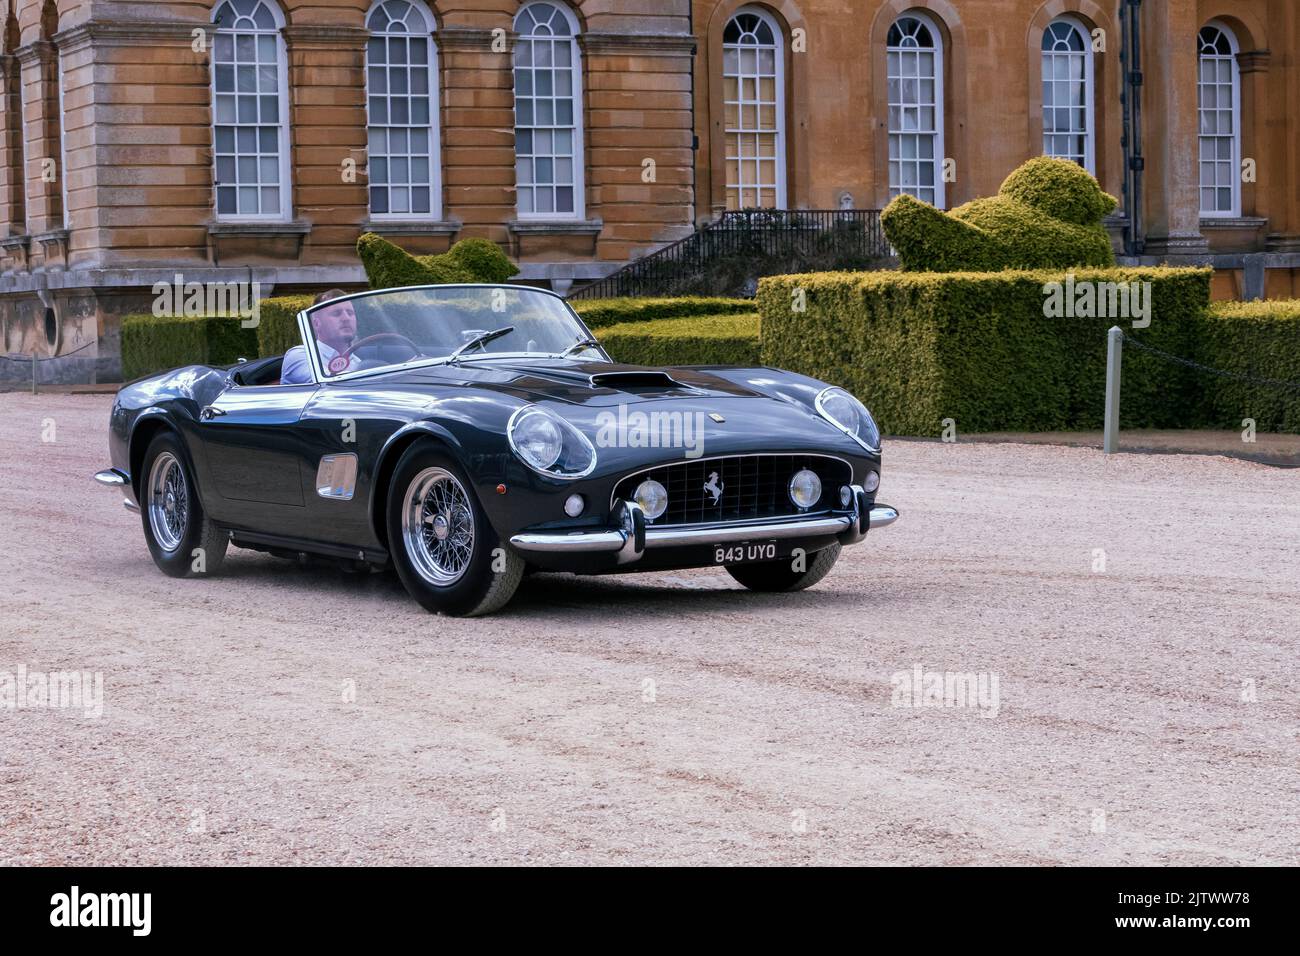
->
[94,285,898,615]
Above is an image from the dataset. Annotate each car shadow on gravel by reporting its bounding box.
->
[507,571,876,619]
[211,551,876,619]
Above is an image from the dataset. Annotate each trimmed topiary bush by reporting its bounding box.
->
[881,156,1119,272]
[445,237,520,284]
[572,296,755,330]
[1196,300,1300,431]
[757,267,1212,434]
[121,313,259,381]
[357,232,519,289]
[596,314,761,367]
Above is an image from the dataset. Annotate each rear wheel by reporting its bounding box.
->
[386,442,523,616]
[139,431,227,577]
[725,542,841,593]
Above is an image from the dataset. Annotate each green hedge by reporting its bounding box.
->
[572,296,754,329]
[1197,300,1300,431]
[122,313,259,381]
[596,314,761,366]
[881,157,1118,272]
[255,294,315,358]
[757,268,1212,434]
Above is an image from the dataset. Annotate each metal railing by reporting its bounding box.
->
[567,208,888,300]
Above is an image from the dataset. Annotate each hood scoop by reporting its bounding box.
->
[587,370,689,390]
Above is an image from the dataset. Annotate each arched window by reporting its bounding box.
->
[513,1,583,218]
[723,8,785,210]
[1198,22,1240,216]
[1041,17,1094,172]
[887,13,943,207]
[366,0,440,219]
[211,0,290,219]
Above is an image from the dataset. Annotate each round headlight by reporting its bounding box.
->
[818,390,860,433]
[789,469,822,509]
[864,471,880,493]
[507,405,598,479]
[510,409,563,470]
[634,479,668,520]
[815,386,881,451]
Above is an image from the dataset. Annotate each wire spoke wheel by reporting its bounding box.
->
[146,451,188,553]
[402,467,476,586]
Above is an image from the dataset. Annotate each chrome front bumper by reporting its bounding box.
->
[510,486,898,564]
[93,468,140,512]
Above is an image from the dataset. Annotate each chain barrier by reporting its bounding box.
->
[1120,330,1300,393]
[2,339,98,363]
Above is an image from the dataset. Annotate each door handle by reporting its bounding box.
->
[200,406,227,421]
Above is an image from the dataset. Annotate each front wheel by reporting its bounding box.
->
[139,431,228,577]
[386,442,524,616]
[725,542,841,593]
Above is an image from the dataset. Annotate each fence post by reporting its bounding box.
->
[1103,326,1122,454]
[31,350,38,395]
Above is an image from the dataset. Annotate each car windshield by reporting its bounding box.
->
[301,286,602,378]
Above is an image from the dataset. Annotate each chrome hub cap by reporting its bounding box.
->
[402,467,474,586]
[147,451,188,553]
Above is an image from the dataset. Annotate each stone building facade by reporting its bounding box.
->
[1,0,1297,383]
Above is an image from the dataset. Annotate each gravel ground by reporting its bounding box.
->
[1,392,1296,866]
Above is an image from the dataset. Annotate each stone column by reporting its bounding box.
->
[1139,0,1208,257]
[52,19,212,269]
[282,24,369,264]
[1235,49,1269,225]
[1262,0,1300,252]
[437,26,515,246]
[15,39,60,254]
[0,53,23,238]
[580,32,694,262]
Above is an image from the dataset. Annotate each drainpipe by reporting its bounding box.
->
[1119,0,1145,255]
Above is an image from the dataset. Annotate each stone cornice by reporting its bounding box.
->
[579,32,695,56]
[282,24,369,49]
[15,40,56,65]
[1236,49,1271,74]
[53,20,203,53]
[435,27,513,54]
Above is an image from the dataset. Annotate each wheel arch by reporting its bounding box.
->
[128,411,182,504]
[369,421,466,551]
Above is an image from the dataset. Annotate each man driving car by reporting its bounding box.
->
[280,289,359,385]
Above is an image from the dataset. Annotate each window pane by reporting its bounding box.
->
[514,24,580,216]
[365,2,441,219]
[723,11,784,208]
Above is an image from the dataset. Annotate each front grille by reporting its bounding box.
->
[613,454,852,527]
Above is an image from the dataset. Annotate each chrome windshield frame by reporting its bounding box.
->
[293,283,606,385]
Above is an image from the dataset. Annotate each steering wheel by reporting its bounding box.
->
[328,332,421,374]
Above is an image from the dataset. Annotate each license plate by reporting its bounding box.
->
[713,541,778,565]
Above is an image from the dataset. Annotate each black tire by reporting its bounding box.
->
[386,441,524,616]
[725,542,841,593]
[139,431,228,578]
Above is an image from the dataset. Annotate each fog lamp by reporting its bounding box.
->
[788,469,822,509]
[634,480,668,520]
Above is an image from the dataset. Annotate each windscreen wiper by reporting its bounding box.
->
[448,325,515,364]
[558,338,601,358]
